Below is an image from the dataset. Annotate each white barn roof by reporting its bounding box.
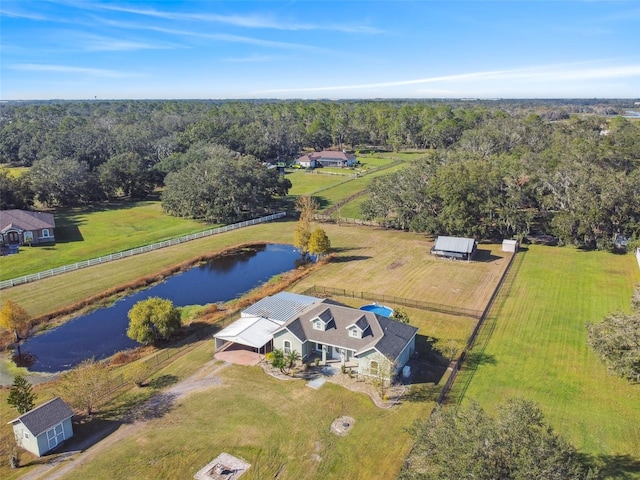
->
[433,236,476,254]
[214,316,282,349]
[241,291,320,324]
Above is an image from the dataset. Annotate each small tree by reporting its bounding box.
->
[307,227,331,261]
[127,361,152,387]
[293,195,318,259]
[285,350,301,371]
[587,310,640,383]
[266,349,287,374]
[0,300,31,342]
[393,307,410,323]
[432,338,466,363]
[367,353,396,399]
[127,297,181,345]
[7,375,36,414]
[56,358,111,415]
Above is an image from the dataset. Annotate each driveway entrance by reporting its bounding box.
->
[214,343,263,366]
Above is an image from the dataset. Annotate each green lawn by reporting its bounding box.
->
[452,245,640,476]
[331,193,368,219]
[0,200,209,281]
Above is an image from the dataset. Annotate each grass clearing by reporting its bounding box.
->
[60,355,433,480]
[452,245,640,473]
[0,200,209,281]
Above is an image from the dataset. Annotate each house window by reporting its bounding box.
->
[283,340,291,355]
[349,328,359,338]
[41,229,50,238]
[370,360,379,375]
[313,319,323,330]
[316,343,323,351]
[23,432,29,440]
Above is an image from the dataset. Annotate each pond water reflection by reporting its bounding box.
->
[19,244,301,373]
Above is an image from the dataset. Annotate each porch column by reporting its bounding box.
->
[321,345,327,364]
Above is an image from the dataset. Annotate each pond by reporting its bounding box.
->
[17,244,301,373]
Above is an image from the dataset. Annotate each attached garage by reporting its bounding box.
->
[8,397,74,457]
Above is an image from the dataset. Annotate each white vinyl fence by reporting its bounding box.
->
[636,247,640,270]
[0,212,286,290]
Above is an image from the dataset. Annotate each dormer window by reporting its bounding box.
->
[310,309,333,331]
[346,314,370,338]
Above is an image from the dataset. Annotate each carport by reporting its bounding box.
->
[214,316,280,358]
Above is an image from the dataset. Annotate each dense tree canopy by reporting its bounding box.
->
[1,99,638,246]
[161,146,291,223]
[401,398,596,480]
[361,115,640,247]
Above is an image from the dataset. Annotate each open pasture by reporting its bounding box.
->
[54,351,433,480]
[0,200,208,281]
[453,245,640,475]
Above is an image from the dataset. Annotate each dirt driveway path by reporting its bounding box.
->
[19,360,230,480]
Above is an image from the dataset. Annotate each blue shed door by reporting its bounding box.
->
[46,424,64,450]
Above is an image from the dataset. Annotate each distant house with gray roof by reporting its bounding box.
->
[272,300,418,379]
[431,236,477,261]
[296,150,357,169]
[8,397,74,457]
[0,209,55,251]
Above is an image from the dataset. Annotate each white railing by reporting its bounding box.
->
[0,212,286,290]
[636,247,640,270]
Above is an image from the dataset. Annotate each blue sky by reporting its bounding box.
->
[1,1,638,100]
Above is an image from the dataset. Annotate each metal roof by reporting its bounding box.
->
[433,236,476,254]
[214,316,282,349]
[241,292,320,324]
[8,397,73,436]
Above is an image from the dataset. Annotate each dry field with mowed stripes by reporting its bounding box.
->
[293,224,510,313]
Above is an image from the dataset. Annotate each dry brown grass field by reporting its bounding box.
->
[0,219,512,480]
[0,220,509,321]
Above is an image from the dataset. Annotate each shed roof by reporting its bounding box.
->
[0,210,55,233]
[8,397,73,436]
[241,292,320,324]
[214,316,282,349]
[433,236,476,254]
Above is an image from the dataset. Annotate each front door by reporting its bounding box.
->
[6,232,19,244]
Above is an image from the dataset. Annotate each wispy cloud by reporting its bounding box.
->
[99,19,327,51]
[89,3,382,33]
[9,64,140,78]
[0,6,48,21]
[75,33,179,52]
[256,61,640,94]
[223,54,288,63]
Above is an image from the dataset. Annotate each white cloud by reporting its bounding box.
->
[89,3,382,33]
[9,64,141,78]
[256,61,640,95]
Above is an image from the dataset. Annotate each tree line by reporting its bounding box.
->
[1,99,638,244]
[361,114,640,249]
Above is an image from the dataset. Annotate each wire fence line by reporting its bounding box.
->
[96,309,241,404]
[0,212,286,290]
[435,250,518,405]
[300,285,483,319]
